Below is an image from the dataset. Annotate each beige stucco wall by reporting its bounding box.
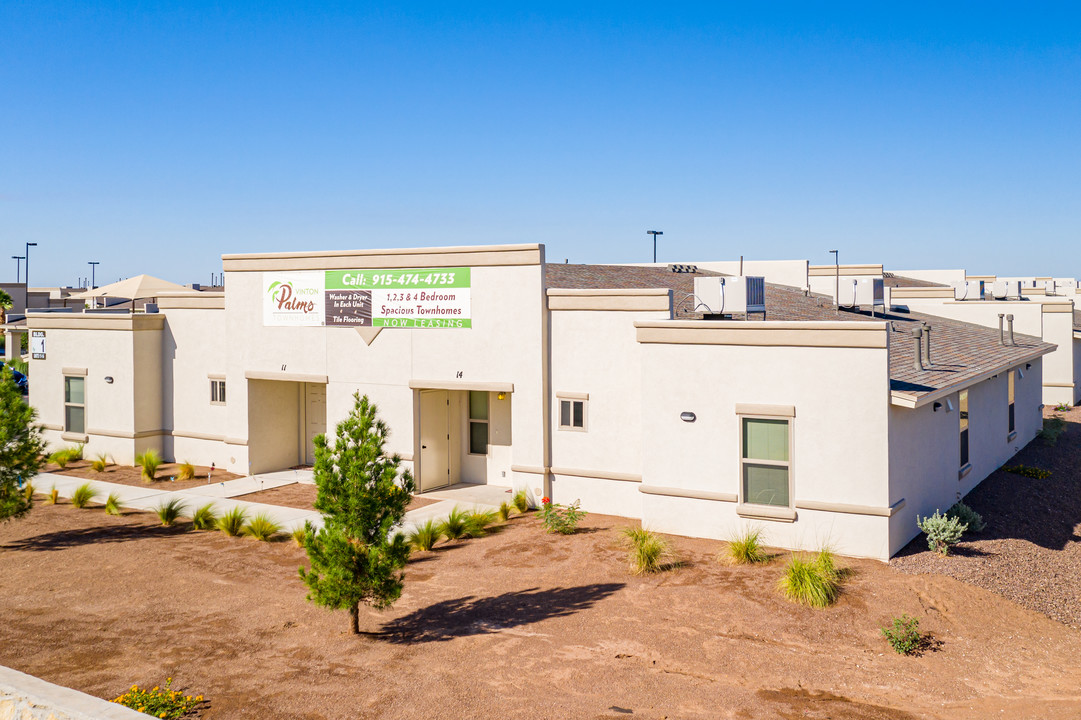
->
[637,337,894,560]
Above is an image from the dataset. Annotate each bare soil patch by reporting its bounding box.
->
[232,483,440,512]
[46,460,240,490]
[2,503,1081,719]
[891,404,1081,628]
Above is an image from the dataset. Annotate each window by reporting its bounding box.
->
[740,417,791,507]
[959,389,969,468]
[64,376,85,434]
[210,379,226,405]
[558,397,587,430]
[468,391,489,455]
[1007,370,1015,435]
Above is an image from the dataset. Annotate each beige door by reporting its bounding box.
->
[419,390,450,492]
[304,383,327,465]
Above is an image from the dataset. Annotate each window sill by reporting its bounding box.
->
[61,432,89,443]
[736,503,797,523]
[1007,431,1018,441]
[959,463,972,480]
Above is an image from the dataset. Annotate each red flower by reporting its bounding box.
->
[542,497,551,504]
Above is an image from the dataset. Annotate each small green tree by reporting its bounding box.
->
[299,393,415,634]
[0,288,12,326]
[0,366,45,521]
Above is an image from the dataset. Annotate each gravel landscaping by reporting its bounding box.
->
[891,404,1081,628]
[49,460,241,490]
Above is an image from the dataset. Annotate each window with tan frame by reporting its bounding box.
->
[557,393,588,431]
[210,378,226,406]
[64,376,86,434]
[737,407,794,511]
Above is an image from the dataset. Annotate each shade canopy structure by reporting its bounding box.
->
[71,274,192,300]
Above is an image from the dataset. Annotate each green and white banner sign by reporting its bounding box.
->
[263,268,471,328]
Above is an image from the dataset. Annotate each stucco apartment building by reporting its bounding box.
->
[27,244,1054,560]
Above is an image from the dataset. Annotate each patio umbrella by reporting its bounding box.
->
[71,274,192,301]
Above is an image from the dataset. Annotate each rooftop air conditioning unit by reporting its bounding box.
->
[837,277,884,309]
[992,279,1021,300]
[952,280,984,301]
[693,276,766,315]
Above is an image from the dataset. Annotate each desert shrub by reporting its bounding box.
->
[881,614,921,655]
[498,501,513,522]
[177,461,196,481]
[540,497,586,535]
[47,486,58,504]
[407,518,443,551]
[191,503,218,530]
[217,506,249,537]
[22,481,34,502]
[1005,464,1052,480]
[104,493,123,516]
[68,443,85,461]
[464,508,499,537]
[511,489,530,513]
[291,526,307,548]
[916,511,967,555]
[438,506,470,540]
[112,678,202,719]
[726,527,769,565]
[946,501,986,533]
[622,526,671,574]
[90,453,109,473]
[244,512,282,541]
[1054,402,1073,413]
[48,449,70,469]
[154,498,187,526]
[135,449,163,482]
[70,482,98,509]
[777,553,840,608]
[1040,417,1066,445]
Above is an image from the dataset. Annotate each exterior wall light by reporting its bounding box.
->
[933,402,942,412]
[104,376,114,384]
[680,412,696,422]
[497,392,506,400]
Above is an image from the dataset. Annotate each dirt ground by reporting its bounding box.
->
[47,460,240,490]
[892,403,1081,628]
[234,484,440,513]
[3,504,1081,719]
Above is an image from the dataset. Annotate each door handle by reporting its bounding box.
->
[422,445,427,449]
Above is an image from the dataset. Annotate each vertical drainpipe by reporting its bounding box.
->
[911,326,924,372]
[540,245,553,502]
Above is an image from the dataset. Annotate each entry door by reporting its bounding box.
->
[419,390,450,492]
[304,384,327,466]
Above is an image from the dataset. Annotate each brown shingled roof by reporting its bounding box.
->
[546,263,1056,402]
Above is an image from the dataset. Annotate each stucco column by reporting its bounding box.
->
[4,328,26,362]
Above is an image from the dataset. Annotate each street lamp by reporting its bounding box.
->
[88,262,100,289]
[647,230,663,264]
[25,243,37,290]
[12,256,25,283]
[829,249,839,309]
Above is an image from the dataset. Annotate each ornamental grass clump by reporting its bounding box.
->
[540,497,586,535]
[177,461,196,481]
[191,503,218,530]
[291,526,307,548]
[104,492,123,516]
[916,511,967,555]
[777,552,840,608]
[726,527,770,565]
[217,506,248,537]
[48,449,70,469]
[511,489,530,513]
[70,482,98,509]
[438,506,470,541]
[1040,416,1066,446]
[112,678,202,719]
[47,486,58,504]
[135,449,164,482]
[881,614,922,655]
[244,512,282,541]
[946,501,986,533]
[622,526,672,575]
[154,498,187,526]
[22,481,34,502]
[408,518,443,551]
[90,453,109,473]
[498,500,513,522]
[464,508,499,538]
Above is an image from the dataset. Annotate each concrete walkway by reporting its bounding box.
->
[34,473,511,535]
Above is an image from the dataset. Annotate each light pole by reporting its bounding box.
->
[25,243,37,291]
[647,230,663,263]
[12,256,24,283]
[88,262,99,289]
[829,249,839,309]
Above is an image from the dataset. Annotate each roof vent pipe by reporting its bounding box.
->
[911,326,925,372]
[998,313,1006,345]
[922,323,932,367]
[1007,314,1016,346]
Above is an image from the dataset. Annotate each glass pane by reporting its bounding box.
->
[744,463,789,507]
[742,418,788,461]
[469,421,489,454]
[560,400,571,427]
[65,405,85,434]
[65,377,84,404]
[960,429,969,467]
[219,382,225,404]
[959,390,969,432]
[573,401,584,428]
[1008,371,1014,404]
[469,391,489,421]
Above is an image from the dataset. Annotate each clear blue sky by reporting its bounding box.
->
[2,2,1079,287]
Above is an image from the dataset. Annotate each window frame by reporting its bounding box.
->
[1007,370,1016,437]
[734,404,796,522]
[210,378,226,406]
[64,375,86,435]
[959,389,970,470]
[556,393,588,432]
[467,390,489,456]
